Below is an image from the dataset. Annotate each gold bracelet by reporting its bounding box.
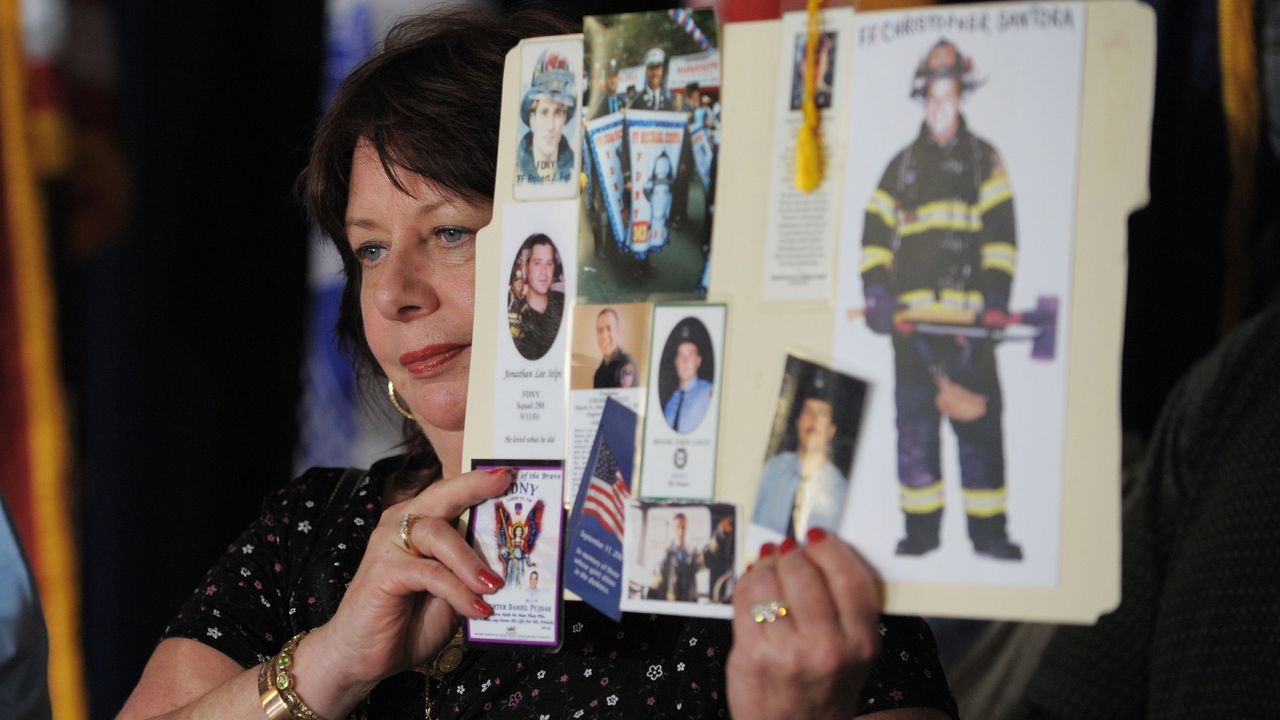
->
[258,630,329,720]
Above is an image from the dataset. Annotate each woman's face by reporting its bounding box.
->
[346,140,492,434]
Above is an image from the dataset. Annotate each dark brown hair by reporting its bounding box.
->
[302,9,576,469]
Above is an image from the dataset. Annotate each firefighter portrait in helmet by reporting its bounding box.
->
[860,39,1023,560]
[517,49,577,185]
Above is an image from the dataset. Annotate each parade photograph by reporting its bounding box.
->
[579,9,720,302]
[833,9,1084,587]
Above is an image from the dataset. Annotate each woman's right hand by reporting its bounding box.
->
[291,466,514,716]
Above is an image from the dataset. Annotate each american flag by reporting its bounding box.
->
[584,441,630,540]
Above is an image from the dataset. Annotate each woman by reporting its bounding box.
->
[120,10,957,720]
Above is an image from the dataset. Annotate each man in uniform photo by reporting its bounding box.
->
[662,322,713,433]
[860,39,1022,560]
[517,50,576,185]
[630,47,673,111]
[593,308,637,389]
[648,512,698,602]
[751,370,851,539]
[511,235,565,360]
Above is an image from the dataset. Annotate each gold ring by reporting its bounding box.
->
[751,600,790,624]
[399,513,423,554]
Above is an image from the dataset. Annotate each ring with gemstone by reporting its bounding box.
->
[399,513,423,555]
[751,600,789,624]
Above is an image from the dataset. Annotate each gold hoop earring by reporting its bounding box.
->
[387,380,415,420]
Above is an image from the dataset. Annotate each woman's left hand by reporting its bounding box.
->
[726,528,883,720]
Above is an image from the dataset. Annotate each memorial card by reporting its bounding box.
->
[761,8,855,303]
[639,303,726,500]
[566,302,649,503]
[492,201,577,459]
[466,460,565,649]
[564,398,638,621]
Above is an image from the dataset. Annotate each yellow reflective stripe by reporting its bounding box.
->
[977,177,1013,213]
[963,487,1007,517]
[983,258,1016,275]
[861,245,894,273]
[981,242,1017,275]
[901,481,945,514]
[866,189,899,229]
[899,200,982,237]
[938,289,983,310]
[898,289,936,308]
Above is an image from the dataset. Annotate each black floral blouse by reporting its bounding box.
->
[164,459,958,719]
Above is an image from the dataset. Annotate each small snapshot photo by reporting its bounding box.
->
[579,9,721,302]
[620,501,737,619]
[789,31,838,111]
[655,316,716,434]
[507,233,566,361]
[748,356,868,550]
[569,303,651,391]
[513,38,583,201]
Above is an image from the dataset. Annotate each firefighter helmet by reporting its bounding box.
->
[910,39,980,98]
[521,49,577,126]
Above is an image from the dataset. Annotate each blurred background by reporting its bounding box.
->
[1,0,1276,717]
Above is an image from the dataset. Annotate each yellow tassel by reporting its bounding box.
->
[795,0,824,191]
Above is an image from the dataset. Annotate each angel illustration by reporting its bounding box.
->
[495,499,545,589]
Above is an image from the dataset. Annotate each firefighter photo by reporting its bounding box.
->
[860,39,1023,560]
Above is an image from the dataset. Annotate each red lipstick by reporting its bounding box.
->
[400,343,469,377]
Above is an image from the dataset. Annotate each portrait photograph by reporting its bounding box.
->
[569,303,651,392]
[507,233,566,362]
[832,5,1084,588]
[789,31,837,111]
[513,38,583,201]
[747,356,868,552]
[619,501,737,619]
[654,316,715,435]
[579,9,720,303]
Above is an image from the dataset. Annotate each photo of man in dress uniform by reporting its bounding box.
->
[592,58,626,118]
[630,47,673,110]
[508,233,565,361]
[516,49,577,186]
[660,318,714,434]
[752,362,864,539]
[593,308,637,388]
[860,39,1022,560]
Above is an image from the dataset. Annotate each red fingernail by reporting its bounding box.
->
[780,537,797,555]
[746,563,755,573]
[759,542,777,557]
[472,599,494,618]
[806,527,828,544]
[477,569,504,592]
[485,466,513,476]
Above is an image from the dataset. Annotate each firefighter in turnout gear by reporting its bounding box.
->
[860,39,1022,560]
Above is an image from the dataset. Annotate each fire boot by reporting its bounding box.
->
[968,513,1022,560]
[895,510,942,556]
